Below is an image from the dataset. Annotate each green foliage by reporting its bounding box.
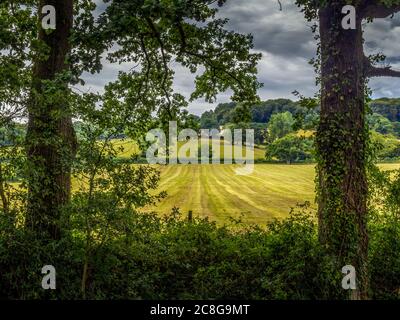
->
[200,110,219,129]
[1,164,400,299]
[369,213,400,299]
[0,123,25,146]
[266,134,314,163]
[2,0,400,301]
[96,0,262,139]
[368,113,395,135]
[267,112,296,142]
[232,104,252,124]
[199,98,400,133]
[0,203,343,300]
[368,167,400,299]
[180,112,200,132]
[370,130,400,160]
[0,121,26,216]
[370,98,400,122]
[199,99,316,129]
[262,205,343,299]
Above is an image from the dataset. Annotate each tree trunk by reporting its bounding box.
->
[0,163,9,214]
[317,2,368,299]
[25,0,77,240]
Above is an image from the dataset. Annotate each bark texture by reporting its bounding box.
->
[26,0,77,240]
[317,1,368,299]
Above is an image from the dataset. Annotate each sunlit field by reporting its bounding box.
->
[113,138,267,161]
[146,163,400,224]
[6,138,400,225]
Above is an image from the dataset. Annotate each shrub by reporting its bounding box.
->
[0,205,344,300]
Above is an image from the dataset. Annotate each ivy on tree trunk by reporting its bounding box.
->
[25,0,77,240]
[297,0,400,299]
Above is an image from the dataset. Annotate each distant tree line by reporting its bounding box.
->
[370,98,400,122]
[196,98,400,164]
[199,99,318,129]
[199,98,400,130]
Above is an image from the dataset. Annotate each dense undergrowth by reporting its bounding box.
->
[1,200,400,300]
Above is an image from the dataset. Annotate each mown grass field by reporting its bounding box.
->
[147,163,400,224]
[4,138,399,224]
[110,139,400,224]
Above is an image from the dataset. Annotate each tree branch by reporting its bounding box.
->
[362,1,400,18]
[367,66,400,77]
[0,163,9,215]
[176,20,187,54]
[172,21,247,92]
[145,17,173,119]
[364,56,400,77]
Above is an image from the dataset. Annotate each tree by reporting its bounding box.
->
[200,110,219,129]
[198,99,318,128]
[13,0,261,240]
[232,104,252,124]
[296,0,400,298]
[249,122,269,145]
[370,130,400,160]
[24,0,77,240]
[370,98,400,122]
[267,111,295,141]
[98,0,261,163]
[181,112,201,132]
[266,134,314,163]
[0,1,37,221]
[367,113,394,135]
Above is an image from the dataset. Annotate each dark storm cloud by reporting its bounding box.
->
[387,57,400,64]
[218,0,316,58]
[204,0,319,112]
[83,1,400,115]
[389,15,400,27]
[363,15,400,99]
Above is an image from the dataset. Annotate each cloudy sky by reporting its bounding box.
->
[83,0,400,115]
